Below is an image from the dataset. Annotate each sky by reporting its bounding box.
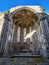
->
[0,0,49,12]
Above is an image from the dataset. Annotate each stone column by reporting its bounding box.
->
[4,21,11,55]
[1,16,10,56]
[29,26,34,52]
[11,24,15,42]
[13,25,17,43]
[40,14,48,58]
[36,26,42,55]
[26,27,30,52]
[20,26,23,43]
[32,25,38,53]
[4,15,15,55]
[26,27,30,44]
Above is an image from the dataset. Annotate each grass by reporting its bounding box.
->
[10,58,16,62]
[10,58,48,63]
[32,58,47,63]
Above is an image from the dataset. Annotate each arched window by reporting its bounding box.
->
[29,26,33,42]
[24,28,26,42]
[17,26,20,42]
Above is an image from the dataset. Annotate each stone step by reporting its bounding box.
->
[10,54,42,58]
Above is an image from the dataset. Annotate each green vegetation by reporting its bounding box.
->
[10,58,48,64]
[31,58,47,63]
[10,58,16,62]
[34,58,43,63]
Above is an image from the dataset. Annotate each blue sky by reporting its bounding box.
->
[0,0,49,12]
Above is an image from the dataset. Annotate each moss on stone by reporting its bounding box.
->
[10,58,16,62]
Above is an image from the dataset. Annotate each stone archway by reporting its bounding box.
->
[8,7,40,55]
[4,7,40,55]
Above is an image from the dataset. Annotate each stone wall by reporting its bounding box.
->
[0,6,49,58]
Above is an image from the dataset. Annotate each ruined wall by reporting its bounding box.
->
[0,6,49,58]
[0,12,5,41]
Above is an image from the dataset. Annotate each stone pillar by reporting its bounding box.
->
[36,27,40,51]
[32,25,38,53]
[11,24,15,42]
[0,13,5,54]
[29,26,34,52]
[13,25,17,43]
[0,15,10,56]
[26,27,30,44]
[4,21,11,55]
[20,26,23,43]
[40,14,49,58]
[26,27,30,51]
[4,16,15,55]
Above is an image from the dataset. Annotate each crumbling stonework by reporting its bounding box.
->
[0,6,49,58]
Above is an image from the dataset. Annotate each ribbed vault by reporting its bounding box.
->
[12,7,39,27]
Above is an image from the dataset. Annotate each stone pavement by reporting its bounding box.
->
[0,58,49,65]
